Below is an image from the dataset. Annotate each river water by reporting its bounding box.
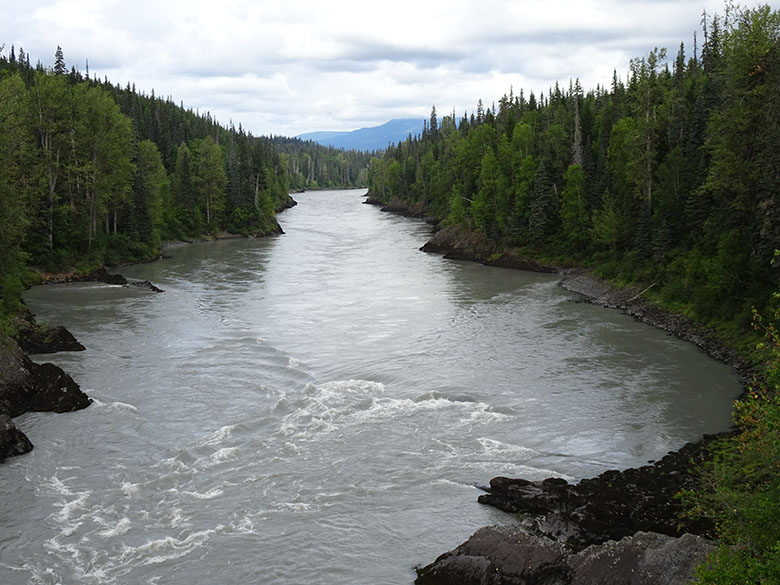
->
[3,188,739,584]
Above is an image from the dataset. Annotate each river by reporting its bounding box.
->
[2,188,740,584]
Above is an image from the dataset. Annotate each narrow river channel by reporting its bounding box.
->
[2,188,740,584]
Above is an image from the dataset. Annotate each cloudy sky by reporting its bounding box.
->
[2,0,775,137]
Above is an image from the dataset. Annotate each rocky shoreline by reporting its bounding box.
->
[0,335,92,460]
[1,210,299,462]
[408,222,745,584]
[0,266,166,461]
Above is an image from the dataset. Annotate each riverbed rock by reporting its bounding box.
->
[0,337,92,418]
[17,323,85,354]
[571,531,715,585]
[416,435,724,584]
[362,195,385,206]
[420,226,556,272]
[0,414,33,460]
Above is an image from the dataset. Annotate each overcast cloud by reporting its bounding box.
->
[2,0,775,137]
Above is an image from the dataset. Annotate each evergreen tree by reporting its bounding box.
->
[53,45,66,75]
[194,135,227,228]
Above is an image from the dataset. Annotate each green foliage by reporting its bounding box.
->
[270,137,371,192]
[559,164,588,251]
[683,284,780,583]
[365,2,779,328]
[591,190,625,251]
[0,42,315,289]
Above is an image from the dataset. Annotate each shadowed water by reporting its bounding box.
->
[2,188,740,584]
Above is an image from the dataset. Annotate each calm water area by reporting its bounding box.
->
[2,188,740,584]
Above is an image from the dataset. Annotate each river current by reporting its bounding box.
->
[2,188,740,584]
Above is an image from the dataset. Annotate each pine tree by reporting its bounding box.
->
[53,46,66,75]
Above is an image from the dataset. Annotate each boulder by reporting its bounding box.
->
[571,531,715,585]
[415,527,715,585]
[0,337,91,418]
[416,525,570,585]
[16,322,85,354]
[0,414,33,461]
[91,266,128,285]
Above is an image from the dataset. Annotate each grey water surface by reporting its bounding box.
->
[2,188,740,584]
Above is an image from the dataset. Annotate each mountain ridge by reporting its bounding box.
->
[297,118,424,152]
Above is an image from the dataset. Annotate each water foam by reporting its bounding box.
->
[91,398,139,412]
[477,437,540,459]
[98,517,132,538]
[182,487,224,500]
[198,423,240,446]
[119,528,218,566]
[121,481,142,497]
[210,447,240,462]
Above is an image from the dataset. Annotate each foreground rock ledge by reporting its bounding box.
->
[415,435,721,584]
[416,526,715,585]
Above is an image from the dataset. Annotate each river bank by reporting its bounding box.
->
[0,194,304,461]
[362,196,744,584]
[0,264,168,459]
[0,335,92,460]
[411,227,746,584]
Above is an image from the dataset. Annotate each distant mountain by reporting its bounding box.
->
[297,118,425,152]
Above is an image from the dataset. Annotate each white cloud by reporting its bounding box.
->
[3,0,778,136]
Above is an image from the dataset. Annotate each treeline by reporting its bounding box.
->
[0,45,369,327]
[271,136,372,192]
[368,5,780,327]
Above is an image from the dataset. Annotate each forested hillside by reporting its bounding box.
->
[368,5,779,328]
[270,136,372,192]
[0,46,369,330]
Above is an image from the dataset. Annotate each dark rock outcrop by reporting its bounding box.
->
[0,338,92,418]
[14,306,85,354]
[362,195,385,206]
[125,280,164,293]
[362,194,432,220]
[421,226,557,272]
[0,414,33,460]
[415,426,725,583]
[276,194,298,212]
[18,323,85,354]
[91,266,128,285]
[479,436,720,548]
[416,526,715,585]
